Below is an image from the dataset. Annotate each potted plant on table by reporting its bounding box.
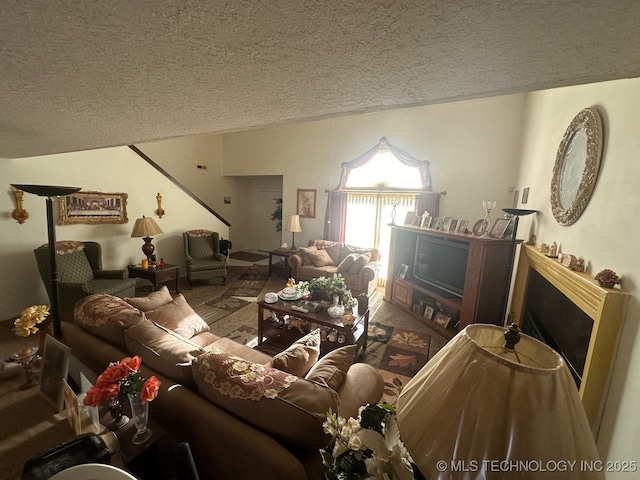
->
[302,273,356,307]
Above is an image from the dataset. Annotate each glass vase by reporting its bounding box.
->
[127,393,153,444]
[107,396,129,430]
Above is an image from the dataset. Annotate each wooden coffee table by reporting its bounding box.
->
[257,298,369,357]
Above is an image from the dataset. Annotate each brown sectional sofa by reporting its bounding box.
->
[62,289,384,480]
[288,240,381,297]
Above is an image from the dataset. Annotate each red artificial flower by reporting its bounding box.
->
[140,375,161,404]
[83,383,120,407]
[96,363,129,388]
[120,356,142,373]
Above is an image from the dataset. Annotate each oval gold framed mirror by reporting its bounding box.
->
[550,107,603,226]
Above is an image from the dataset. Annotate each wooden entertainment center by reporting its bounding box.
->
[384,225,513,339]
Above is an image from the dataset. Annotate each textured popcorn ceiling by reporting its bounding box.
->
[2,0,640,158]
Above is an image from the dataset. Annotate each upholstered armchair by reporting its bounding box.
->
[33,241,136,321]
[183,230,227,287]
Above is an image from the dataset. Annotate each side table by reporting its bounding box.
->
[268,250,294,277]
[127,264,180,293]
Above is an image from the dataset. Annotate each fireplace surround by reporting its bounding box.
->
[510,244,629,437]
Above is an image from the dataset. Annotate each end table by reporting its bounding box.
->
[128,264,180,293]
[268,250,293,277]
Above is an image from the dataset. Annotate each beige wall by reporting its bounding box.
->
[223,94,528,246]
[514,77,640,474]
[0,146,228,320]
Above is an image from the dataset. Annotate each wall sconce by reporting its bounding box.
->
[156,192,165,218]
[11,188,29,224]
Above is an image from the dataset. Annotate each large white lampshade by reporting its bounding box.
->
[286,214,302,250]
[397,324,604,479]
[131,215,163,260]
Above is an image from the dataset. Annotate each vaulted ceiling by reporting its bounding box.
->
[3,0,640,158]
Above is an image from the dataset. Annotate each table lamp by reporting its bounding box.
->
[397,323,604,479]
[11,184,81,339]
[286,214,302,251]
[131,215,163,261]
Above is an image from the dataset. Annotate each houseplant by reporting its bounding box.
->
[302,273,357,307]
[320,403,414,480]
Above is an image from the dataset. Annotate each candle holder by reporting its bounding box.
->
[481,200,496,237]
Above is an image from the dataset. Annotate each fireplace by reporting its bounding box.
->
[510,245,628,437]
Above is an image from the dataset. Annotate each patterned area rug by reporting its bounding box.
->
[203,265,269,324]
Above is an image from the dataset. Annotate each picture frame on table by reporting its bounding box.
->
[58,191,128,225]
[442,217,452,232]
[457,220,469,233]
[297,189,316,218]
[39,334,71,412]
[423,305,435,321]
[404,212,416,225]
[397,264,409,279]
[433,311,454,329]
[449,219,458,232]
[472,219,488,236]
[489,218,512,239]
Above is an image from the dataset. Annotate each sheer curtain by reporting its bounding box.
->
[344,193,415,286]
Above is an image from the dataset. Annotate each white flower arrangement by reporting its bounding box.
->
[320,403,414,480]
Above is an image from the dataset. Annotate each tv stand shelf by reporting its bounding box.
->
[385,225,513,339]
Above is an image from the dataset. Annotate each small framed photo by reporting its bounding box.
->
[419,215,430,228]
[457,220,469,233]
[472,219,488,236]
[433,311,453,329]
[433,218,442,230]
[423,305,435,320]
[522,187,530,204]
[297,189,316,218]
[442,217,452,232]
[397,264,409,279]
[489,218,512,239]
[449,219,458,232]
[39,334,71,412]
[404,212,416,225]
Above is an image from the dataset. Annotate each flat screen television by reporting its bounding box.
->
[413,236,469,298]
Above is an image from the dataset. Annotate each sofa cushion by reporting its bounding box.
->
[187,233,215,260]
[58,249,94,284]
[305,345,355,391]
[269,329,321,376]
[124,320,205,386]
[349,253,372,274]
[336,254,357,273]
[125,285,173,311]
[306,248,334,267]
[145,294,209,339]
[323,243,344,265]
[192,348,338,450]
[74,294,144,350]
[341,244,379,263]
[209,337,272,364]
[299,246,318,266]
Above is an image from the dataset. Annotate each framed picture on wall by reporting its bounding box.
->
[58,191,128,225]
[297,189,316,218]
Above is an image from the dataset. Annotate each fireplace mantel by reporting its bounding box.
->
[510,244,629,437]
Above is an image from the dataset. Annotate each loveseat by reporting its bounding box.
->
[61,288,384,480]
[288,240,381,297]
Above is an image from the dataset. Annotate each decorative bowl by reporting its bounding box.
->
[327,304,345,318]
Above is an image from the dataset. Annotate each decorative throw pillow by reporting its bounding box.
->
[192,348,338,450]
[305,345,356,391]
[337,254,358,273]
[269,329,321,376]
[74,294,144,350]
[349,253,372,274]
[324,243,344,265]
[125,320,205,386]
[342,245,379,262]
[299,246,318,265]
[125,285,173,312]
[306,248,335,267]
[145,294,209,339]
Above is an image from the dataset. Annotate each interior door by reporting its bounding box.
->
[258,191,282,252]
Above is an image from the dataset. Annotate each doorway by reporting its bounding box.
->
[258,191,282,252]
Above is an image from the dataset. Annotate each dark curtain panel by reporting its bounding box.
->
[416,192,441,218]
[324,191,348,242]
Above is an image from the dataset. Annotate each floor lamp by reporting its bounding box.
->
[501,208,537,325]
[12,184,81,339]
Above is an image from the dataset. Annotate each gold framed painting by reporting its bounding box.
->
[297,189,316,218]
[58,191,128,225]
